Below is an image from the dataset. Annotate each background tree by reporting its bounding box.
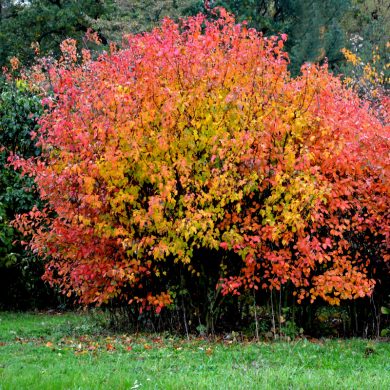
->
[341,0,389,89]
[91,0,203,42]
[213,0,350,74]
[0,0,110,67]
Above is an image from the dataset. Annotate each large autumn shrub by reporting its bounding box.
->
[13,10,389,318]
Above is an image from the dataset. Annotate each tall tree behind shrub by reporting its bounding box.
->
[0,0,111,67]
[91,0,203,42]
[213,0,350,74]
[341,0,389,97]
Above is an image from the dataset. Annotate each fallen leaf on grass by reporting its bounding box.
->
[15,337,28,344]
[106,343,115,351]
[45,342,54,348]
[74,350,88,356]
[131,380,141,389]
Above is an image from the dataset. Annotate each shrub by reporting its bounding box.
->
[13,10,389,319]
[0,79,57,309]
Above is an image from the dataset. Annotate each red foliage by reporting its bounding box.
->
[11,11,389,309]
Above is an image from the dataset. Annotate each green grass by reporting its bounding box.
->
[0,312,389,389]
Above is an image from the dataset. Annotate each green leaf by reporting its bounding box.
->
[380,307,390,315]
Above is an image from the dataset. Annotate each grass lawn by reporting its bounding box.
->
[0,312,389,389]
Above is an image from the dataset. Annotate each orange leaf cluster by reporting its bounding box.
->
[13,10,389,309]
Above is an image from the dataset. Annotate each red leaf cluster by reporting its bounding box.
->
[12,11,389,309]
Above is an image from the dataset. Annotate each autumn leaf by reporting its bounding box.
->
[12,8,389,310]
[106,343,115,351]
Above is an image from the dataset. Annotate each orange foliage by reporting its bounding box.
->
[12,10,389,309]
